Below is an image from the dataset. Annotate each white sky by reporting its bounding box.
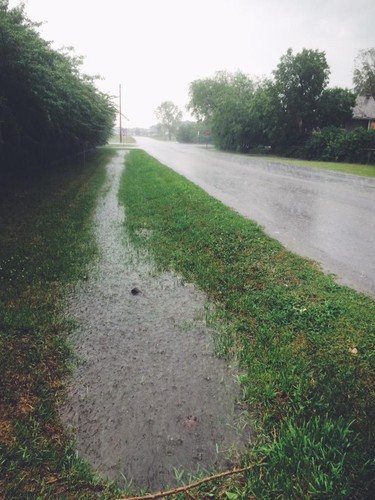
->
[8,0,375,128]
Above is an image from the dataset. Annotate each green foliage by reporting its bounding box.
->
[271,48,330,152]
[187,49,360,159]
[188,49,333,154]
[175,121,212,144]
[318,87,356,128]
[303,126,375,163]
[211,73,256,152]
[154,100,182,140]
[248,416,355,497]
[188,71,262,152]
[0,1,116,172]
[353,48,375,98]
[188,72,229,122]
[120,150,375,497]
[175,122,195,143]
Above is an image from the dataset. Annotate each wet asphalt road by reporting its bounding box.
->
[135,137,375,298]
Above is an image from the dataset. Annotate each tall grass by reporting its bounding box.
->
[0,149,121,497]
[120,149,375,498]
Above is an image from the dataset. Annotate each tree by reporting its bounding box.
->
[188,71,232,123]
[176,121,200,143]
[187,50,350,155]
[353,48,375,98]
[245,79,277,148]
[155,101,182,140]
[317,88,356,128]
[188,71,257,151]
[210,72,256,151]
[0,0,116,172]
[272,48,330,151]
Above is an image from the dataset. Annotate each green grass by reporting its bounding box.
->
[256,155,375,178]
[120,149,375,498]
[0,149,122,498]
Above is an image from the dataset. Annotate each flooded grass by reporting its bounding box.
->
[0,149,122,498]
[61,152,251,493]
[120,149,375,498]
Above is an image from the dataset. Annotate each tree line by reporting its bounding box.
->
[156,48,375,163]
[0,0,116,173]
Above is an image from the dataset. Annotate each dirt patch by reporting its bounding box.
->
[60,151,252,491]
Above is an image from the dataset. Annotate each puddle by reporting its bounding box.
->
[60,151,252,491]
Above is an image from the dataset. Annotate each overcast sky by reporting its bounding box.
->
[8,0,375,128]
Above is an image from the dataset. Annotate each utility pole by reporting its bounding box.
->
[119,83,122,144]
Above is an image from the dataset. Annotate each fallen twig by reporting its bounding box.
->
[121,457,266,500]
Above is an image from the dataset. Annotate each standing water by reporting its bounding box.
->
[61,151,251,491]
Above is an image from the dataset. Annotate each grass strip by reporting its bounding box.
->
[255,155,375,178]
[0,149,121,498]
[120,149,375,498]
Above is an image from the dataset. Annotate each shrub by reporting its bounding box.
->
[303,127,375,163]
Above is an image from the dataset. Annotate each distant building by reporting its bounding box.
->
[348,95,375,130]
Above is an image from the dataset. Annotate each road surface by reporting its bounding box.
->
[134,137,375,298]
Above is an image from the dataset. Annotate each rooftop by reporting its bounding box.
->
[352,95,375,120]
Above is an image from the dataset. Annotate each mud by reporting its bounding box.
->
[60,151,251,491]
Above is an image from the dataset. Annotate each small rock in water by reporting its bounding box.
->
[131,287,141,296]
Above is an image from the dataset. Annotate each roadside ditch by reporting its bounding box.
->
[60,150,251,492]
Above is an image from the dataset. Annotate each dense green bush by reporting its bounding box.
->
[303,127,375,163]
[0,1,115,173]
[176,121,214,145]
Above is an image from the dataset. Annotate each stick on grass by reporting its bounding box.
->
[122,458,265,500]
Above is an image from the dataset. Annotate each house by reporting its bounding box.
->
[348,95,375,130]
